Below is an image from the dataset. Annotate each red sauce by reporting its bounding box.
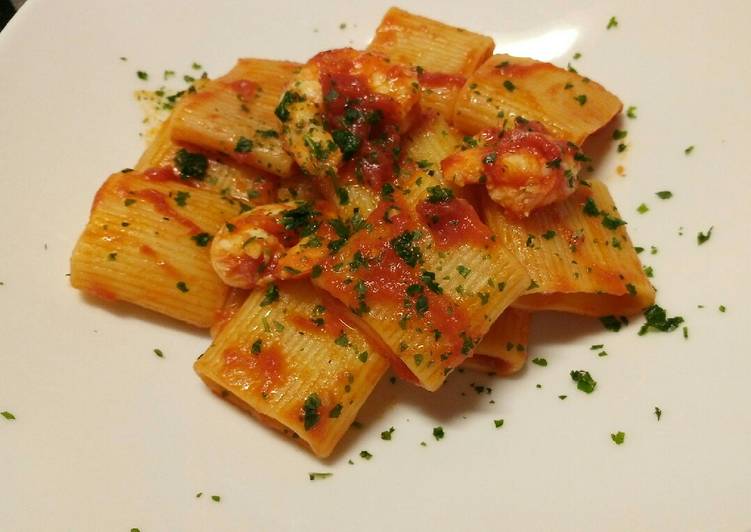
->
[225,79,258,101]
[223,343,287,396]
[87,283,117,301]
[492,61,552,78]
[313,48,404,191]
[142,166,202,189]
[91,180,112,213]
[417,198,493,249]
[588,265,627,295]
[288,309,353,341]
[139,244,181,278]
[418,71,466,89]
[133,189,203,235]
[211,289,249,339]
[314,193,477,376]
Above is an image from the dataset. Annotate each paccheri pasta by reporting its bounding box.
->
[70,7,654,457]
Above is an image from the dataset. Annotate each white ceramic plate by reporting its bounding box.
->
[2,1,750,530]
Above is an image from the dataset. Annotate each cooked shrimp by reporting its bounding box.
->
[210,201,336,289]
[276,48,420,185]
[441,121,581,217]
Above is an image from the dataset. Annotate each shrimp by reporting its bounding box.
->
[441,121,581,217]
[210,201,337,289]
[276,48,420,185]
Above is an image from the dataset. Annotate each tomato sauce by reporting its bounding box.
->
[133,189,203,235]
[225,79,259,102]
[417,198,493,249]
[138,244,181,278]
[418,71,466,89]
[223,342,287,396]
[142,166,202,189]
[313,49,403,191]
[87,283,117,301]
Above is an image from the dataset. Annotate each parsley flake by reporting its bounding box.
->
[570,370,597,393]
[697,227,713,245]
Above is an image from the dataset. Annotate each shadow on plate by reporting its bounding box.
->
[80,292,209,340]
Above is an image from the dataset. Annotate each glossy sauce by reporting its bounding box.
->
[133,189,203,235]
[417,197,493,249]
[139,244,181,278]
[225,79,259,102]
[418,71,466,89]
[223,343,287,396]
[313,49,403,190]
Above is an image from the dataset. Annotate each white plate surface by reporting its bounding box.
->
[1,1,750,531]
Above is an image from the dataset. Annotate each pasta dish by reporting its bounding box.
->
[69,8,653,457]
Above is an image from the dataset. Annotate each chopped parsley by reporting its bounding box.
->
[654,406,662,421]
[259,283,279,306]
[719,305,727,313]
[336,187,349,205]
[176,281,189,293]
[684,145,695,155]
[606,16,618,29]
[334,332,350,347]
[602,214,626,230]
[532,357,548,366]
[174,191,190,207]
[697,227,713,245]
[191,232,212,246]
[251,339,262,354]
[359,450,373,460]
[308,472,333,481]
[256,129,279,138]
[626,106,637,119]
[493,419,504,428]
[380,427,395,440]
[638,305,684,335]
[503,80,516,92]
[611,431,625,445]
[457,265,471,278]
[136,70,148,80]
[281,202,320,236]
[600,315,626,332]
[542,230,556,240]
[329,404,342,418]
[612,129,628,140]
[637,203,649,214]
[211,495,221,502]
[583,197,600,216]
[432,426,445,441]
[570,370,597,393]
[390,230,423,267]
[235,137,253,153]
[420,271,443,294]
[656,191,673,199]
[302,394,321,430]
[574,94,588,106]
[174,149,208,180]
[1,411,15,420]
[332,129,361,160]
[274,90,305,122]
[153,348,164,358]
[426,185,454,203]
